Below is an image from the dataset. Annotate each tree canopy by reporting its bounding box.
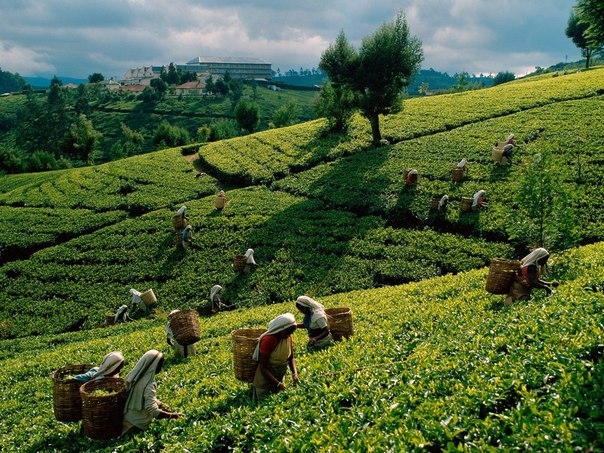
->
[319,12,423,145]
[573,0,604,52]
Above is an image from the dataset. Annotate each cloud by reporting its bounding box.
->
[0,0,580,78]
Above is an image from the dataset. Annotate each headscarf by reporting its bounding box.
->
[92,351,125,381]
[130,288,142,306]
[296,295,327,329]
[438,194,449,210]
[210,285,223,302]
[123,350,163,413]
[244,248,256,265]
[457,158,467,168]
[166,310,179,338]
[176,206,187,216]
[521,248,549,273]
[507,134,515,142]
[252,313,296,361]
[218,190,226,197]
[115,305,128,324]
[472,190,486,207]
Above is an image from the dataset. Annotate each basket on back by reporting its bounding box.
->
[451,167,466,183]
[52,363,95,422]
[325,307,353,341]
[231,328,266,383]
[215,196,226,210]
[172,215,186,229]
[460,197,473,212]
[140,289,157,308]
[233,255,247,272]
[80,377,127,439]
[168,309,201,345]
[486,258,521,294]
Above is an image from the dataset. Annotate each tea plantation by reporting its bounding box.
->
[0,68,603,451]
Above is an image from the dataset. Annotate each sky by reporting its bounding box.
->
[0,0,581,81]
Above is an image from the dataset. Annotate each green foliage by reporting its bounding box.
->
[574,0,604,50]
[320,12,424,144]
[153,120,191,149]
[507,151,579,252]
[1,243,604,450]
[235,100,260,133]
[493,71,516,86]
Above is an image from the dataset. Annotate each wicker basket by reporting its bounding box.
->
[492,143,506,163]
[105,314,115,325]
[168,309,201,345]
[430,197,441,209]
[486,258,521,294]
[231,328,266,383]
[215,196,226,209]
[172,215,186,229]
[460,197,473,212]
[451,167,465,182]
[233,255,247,272]
[52,363,95,422]
[140,289,157,308]
[80,377,127,440]
[325,307,354,341]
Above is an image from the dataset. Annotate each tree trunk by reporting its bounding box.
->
[369,113,381,146]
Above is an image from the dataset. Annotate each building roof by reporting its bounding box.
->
[186,56,271,65]
[175,81,206,89]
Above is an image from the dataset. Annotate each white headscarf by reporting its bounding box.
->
[521,248,549,272]
[252,313,296,361]
[244,248,256,265]
[130,288,142,305]
[507,134,515,142]
[210,285,222,302]
[176,206,187,216]
[296,295,327,327]
[92,351,125,381]
[457,158,467,168]
[123,350,163,413]
[438,194,449,210]
[166,310,180,338]
[472,190,486,207]
[115,305,128,323]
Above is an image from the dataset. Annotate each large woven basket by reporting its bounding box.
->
[233,255,247,272]
[215,196,226,209]
[460,197,473,212]
[486,258,521,294]
[451,167,465,182]
[80,377,127,439]
[168,309,201,345]
[140,289,157,308]
[172,215,185,229]
[430,197,441,209]
[325,307,353,341]
[231,328,265,383]
[52,363,95,422]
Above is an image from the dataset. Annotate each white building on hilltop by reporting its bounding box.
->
[121,57,272,85]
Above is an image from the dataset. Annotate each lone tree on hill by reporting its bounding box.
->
[319,12,423,145]
[573,0,604,56]
[566,12,597,69]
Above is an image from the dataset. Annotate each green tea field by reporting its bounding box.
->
[0,67,603,451]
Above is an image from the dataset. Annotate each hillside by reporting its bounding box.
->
[0,67,603,340]
[0,66,603,451]
[1,242,603,451]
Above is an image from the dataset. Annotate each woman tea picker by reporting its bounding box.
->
[121,350,183,436]
[505,247,553,306]
[251,313,300,401]
[74,351,125,382]
[295,296,333,349]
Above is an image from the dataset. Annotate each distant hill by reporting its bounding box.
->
[23,76,88,89]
